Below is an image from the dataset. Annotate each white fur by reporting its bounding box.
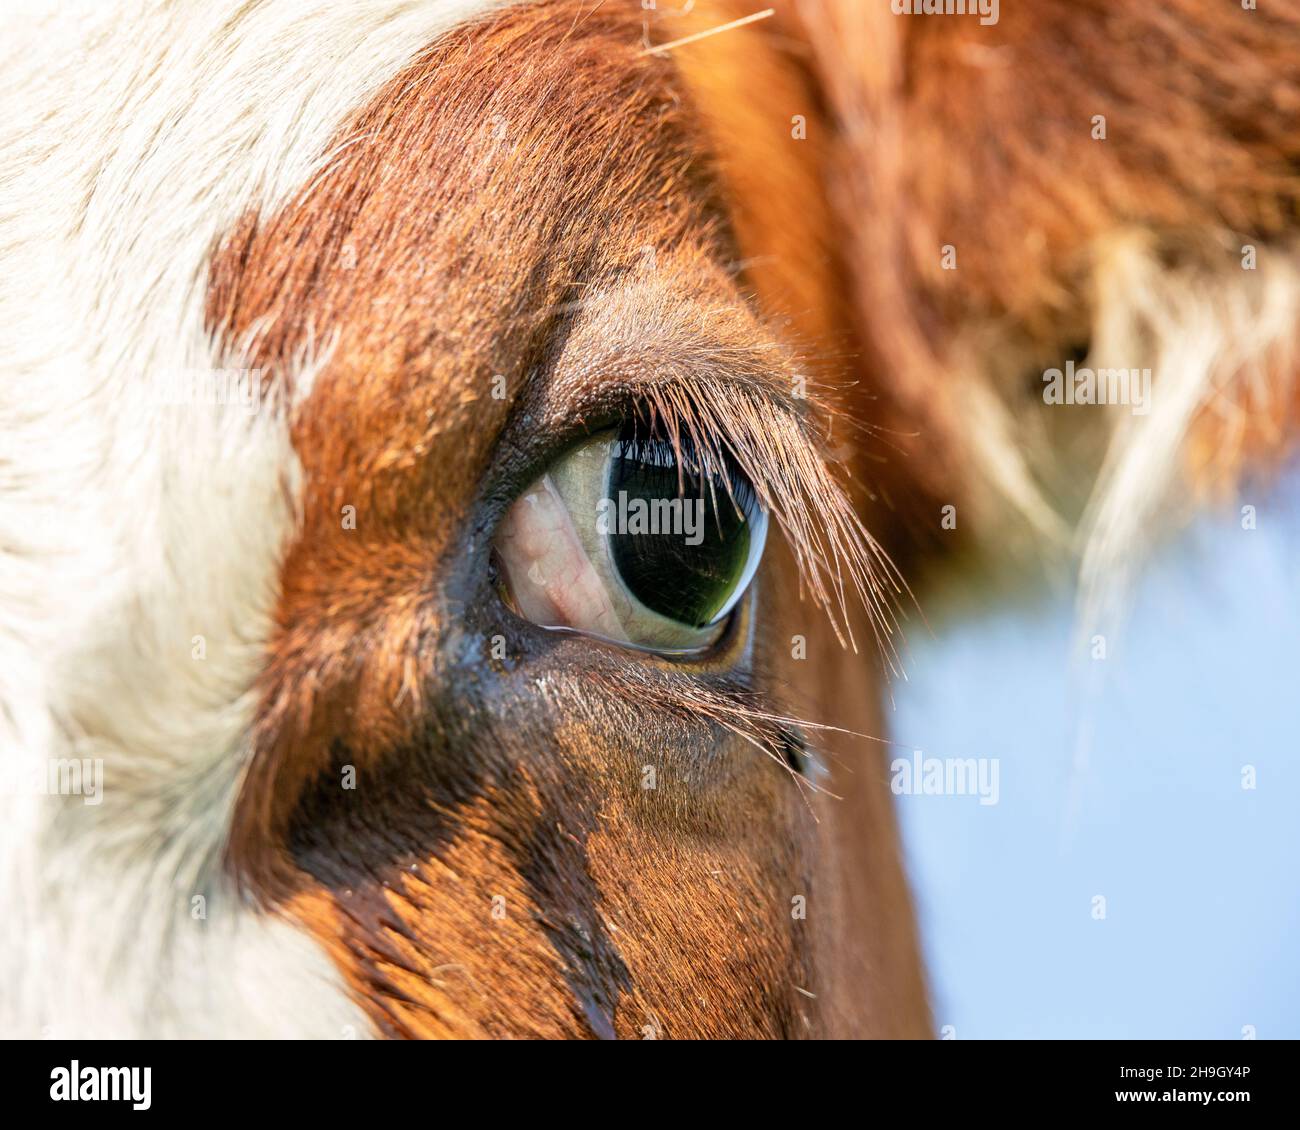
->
[955,233,1300,614]
[1075,233,1300,642]
[0,0,509,1038]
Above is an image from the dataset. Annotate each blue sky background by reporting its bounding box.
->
[889,494,1300,1039]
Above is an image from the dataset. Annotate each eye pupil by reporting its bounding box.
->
[605,421,767,630]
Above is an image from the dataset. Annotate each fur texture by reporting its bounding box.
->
[205,0,926,1038]
[0,0,929,1040]
[0,0,513,1039]
[6,0,1293,1039]
[798,0,1300,580]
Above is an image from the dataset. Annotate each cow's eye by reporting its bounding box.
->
[492,419,768,653]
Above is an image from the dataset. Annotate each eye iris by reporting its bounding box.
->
[605,421,767,629]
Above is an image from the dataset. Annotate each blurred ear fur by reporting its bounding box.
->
[668,0,1300,601]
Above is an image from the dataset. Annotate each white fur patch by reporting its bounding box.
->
[1075,233,1300,642]
[954,232,1300,629]
[0,0,511,1038]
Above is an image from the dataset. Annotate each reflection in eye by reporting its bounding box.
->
[493,420,768,653]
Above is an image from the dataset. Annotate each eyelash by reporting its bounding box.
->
[487,372,906,673]
[628,377,907,670]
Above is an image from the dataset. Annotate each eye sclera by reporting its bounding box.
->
[492,426,768,655]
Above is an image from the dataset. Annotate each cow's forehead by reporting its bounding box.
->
[206,0,727,530]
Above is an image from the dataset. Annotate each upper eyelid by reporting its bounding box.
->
[486,326,815,515]
[533,344,822,474]
[550,336,811,423]
[511,363,821,538]
[537,265,814,414]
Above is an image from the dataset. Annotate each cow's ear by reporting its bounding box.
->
[746,1,1300,592]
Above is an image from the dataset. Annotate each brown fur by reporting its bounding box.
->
[207,0,1297,1041]
[796,0,1300,525]
[209,0,929,1038]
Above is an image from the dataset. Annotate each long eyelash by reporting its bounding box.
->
[633,376,910,676]
[599,663,905,813]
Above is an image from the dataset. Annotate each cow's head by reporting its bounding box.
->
[1,0,929,1039]
[2,0,1295,1039]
